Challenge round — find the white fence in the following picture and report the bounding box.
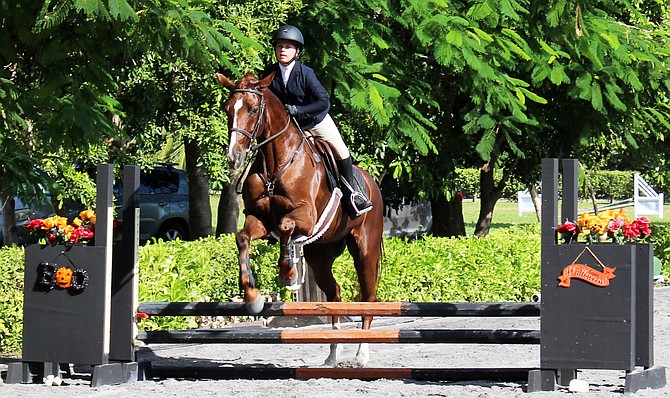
[518,190,540,216]
[518,173,664,218]
[634,173,664,219]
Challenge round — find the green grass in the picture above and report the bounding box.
[464,199,668,226]
[462,200,538,232]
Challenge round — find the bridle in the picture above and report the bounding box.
[229,87,303,197]
[228,88,266,149]
[229,88,296,153]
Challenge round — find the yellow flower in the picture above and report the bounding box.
[72,217,83,228]
[79,209,95,220]
[577,213,596,229]
[89,214,96,225]
[42,217,56,230]
[55,216,68,230]
[64,225,75,238]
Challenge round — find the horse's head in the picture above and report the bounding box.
[216,72,275,171]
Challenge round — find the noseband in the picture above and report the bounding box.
[230,88,293,154]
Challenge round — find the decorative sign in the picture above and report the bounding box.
[34,251,89,294]
[557,246,616,288]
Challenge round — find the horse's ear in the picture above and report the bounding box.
[259,72,275,89]
[215,73,235,90]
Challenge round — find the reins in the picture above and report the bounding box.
[230,87,306,197]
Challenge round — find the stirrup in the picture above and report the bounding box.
[349,191,373,217]
[339,177,373,217]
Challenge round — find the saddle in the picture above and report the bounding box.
[305,135,369,197]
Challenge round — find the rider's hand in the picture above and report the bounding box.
[285,104,299,117]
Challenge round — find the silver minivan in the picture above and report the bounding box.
[115,164,190,242]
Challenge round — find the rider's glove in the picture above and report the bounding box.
[285,104,299,117]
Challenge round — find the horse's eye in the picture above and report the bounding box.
[250,107,259,115]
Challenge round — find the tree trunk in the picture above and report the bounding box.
[529,184,541,222]
[579,163,599,215]
[1,194,18,246]
[184,137,212,239]
[474,162,504,237]
[216,180,240,235]
[431,192,465,237]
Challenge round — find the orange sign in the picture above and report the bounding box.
[558,263,616,287]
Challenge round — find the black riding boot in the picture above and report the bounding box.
[336,157,373,217]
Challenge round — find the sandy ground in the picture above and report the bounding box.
[2,288,670,397]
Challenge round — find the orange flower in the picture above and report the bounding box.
[42,217,56,230]
[54,216,68,230]
[79,209,95,220]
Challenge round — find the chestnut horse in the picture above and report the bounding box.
[216,72,384,366]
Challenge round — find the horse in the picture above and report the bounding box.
[216,72,384,366]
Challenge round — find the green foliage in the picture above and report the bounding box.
[333,224,542,303]
[454,167,526,200]
[137,235,284,330]
[650,224,670,275]
[455,168,481,199]
[582,170,635,201]
[0,0,249,239]
[0,246,24,355]
[296,0,670,238]
[455,167,652,202]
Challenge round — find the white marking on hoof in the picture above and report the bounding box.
[355,343,370,366]
[323,343,343,367]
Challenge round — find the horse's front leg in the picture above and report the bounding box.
[277,208,313,286]
[276,216,299,286]
[323,315,343,367]
[355,316,372,366]
[236,214,268,314]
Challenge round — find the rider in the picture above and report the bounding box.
[261,24,373,217]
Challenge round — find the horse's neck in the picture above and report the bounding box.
[260,118,303,175]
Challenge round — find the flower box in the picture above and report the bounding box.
[540,243,654,371]
[22,244,111,365]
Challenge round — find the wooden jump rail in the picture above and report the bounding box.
[137,301,540,317]
[136,301,541,384]
[147,365,537,382]
[137,328,541,345]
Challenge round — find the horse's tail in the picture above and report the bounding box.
[376,238,385,290]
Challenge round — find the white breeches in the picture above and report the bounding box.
[308,114,350,160]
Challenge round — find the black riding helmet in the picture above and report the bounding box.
[271,25,304,50]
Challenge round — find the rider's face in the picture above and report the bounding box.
[275,40,299,66]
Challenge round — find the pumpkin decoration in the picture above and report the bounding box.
[55,267,74,289]
[35,251,89,293]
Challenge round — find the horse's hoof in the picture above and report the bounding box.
[323,343,342,367]
[245,294,265,315]
[355,343,370,367]
[280,268,298,287]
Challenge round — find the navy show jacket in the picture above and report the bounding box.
[262,61,330,130]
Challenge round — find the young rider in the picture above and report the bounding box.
[261,25,373,217]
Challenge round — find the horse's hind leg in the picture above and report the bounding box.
[347,228,382,366]
[304,243,344,367]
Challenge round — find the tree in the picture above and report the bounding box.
[296,0,670,237]
[116,0,302,238]
[0,0,250,244]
